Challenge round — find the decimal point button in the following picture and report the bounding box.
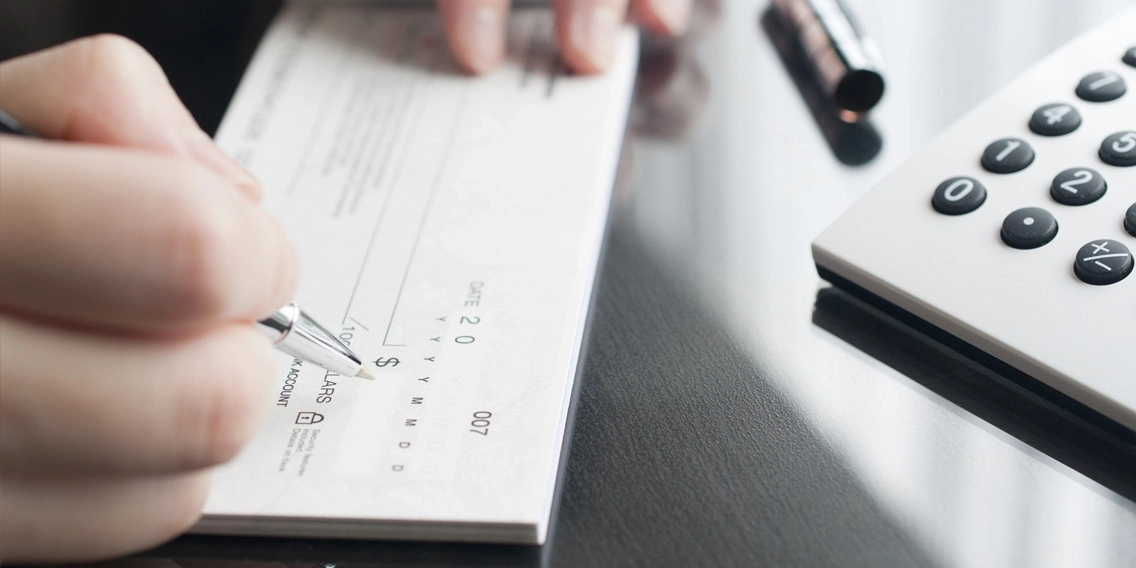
[1001,207,1057,249]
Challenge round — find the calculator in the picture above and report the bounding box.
[812,9,1136,431]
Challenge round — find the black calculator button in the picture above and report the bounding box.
[1126,203,1136,237]
[1029,103,1081,136]
[1100,131,1136,167]
[1074,240,1133,285]
[1124,47,1136,68]
[981,138,1034,173]
[1050,168,1106,205]
[932,176,986,215]
[1001,207,1057,249]
[1076,71,1126,102]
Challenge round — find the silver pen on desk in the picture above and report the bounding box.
[0,109,375,381]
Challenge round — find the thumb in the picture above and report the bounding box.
[0,34,260,199]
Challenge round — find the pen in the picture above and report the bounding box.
[0,108,375,381]
[773,0,885,114]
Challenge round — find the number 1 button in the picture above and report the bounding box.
[982,138,1034,173]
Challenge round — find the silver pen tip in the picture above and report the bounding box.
[356,365,376,380]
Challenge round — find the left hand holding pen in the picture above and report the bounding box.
[438,0,692,74]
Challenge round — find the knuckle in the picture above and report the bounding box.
[77,34,159,78]
[159,187,245,321]
[175,327,274,469]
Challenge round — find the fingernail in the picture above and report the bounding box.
[460,5,505,74]
[651,0,691,35]
[184,128,262,200]
[571,5,621,72]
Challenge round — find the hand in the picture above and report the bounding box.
[438,0,692,74]
[0,36,298,564]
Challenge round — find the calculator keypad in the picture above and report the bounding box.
[929,60,1134,285]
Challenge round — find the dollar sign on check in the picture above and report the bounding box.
[373,357,401,368]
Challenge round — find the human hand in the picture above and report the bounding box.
[0,36,298,564]
[437,0,692,74]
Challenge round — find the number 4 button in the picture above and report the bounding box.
[1029,103,1081,136]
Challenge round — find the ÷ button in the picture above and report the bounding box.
[1073,240,1133,285]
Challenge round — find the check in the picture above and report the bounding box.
[194,3,636,544]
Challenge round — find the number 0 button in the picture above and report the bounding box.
[1100,131,1136,167]
[1001,207,1057,249]
[1050,168,1106,205]
[982,138,1034,173]
[932,176,986,215]
[1074,240,1133,285]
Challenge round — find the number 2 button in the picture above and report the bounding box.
[982,138,1034,173]
[1050,168,1106,205]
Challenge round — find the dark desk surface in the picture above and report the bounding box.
[3,1,1135,566]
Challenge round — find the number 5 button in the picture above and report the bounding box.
[1100,131,1136,166]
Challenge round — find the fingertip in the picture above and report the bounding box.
[440,1,508,75]
[557,2,623,74]
[632,0,692,36]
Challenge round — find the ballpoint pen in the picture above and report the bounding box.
[0,109,375,381]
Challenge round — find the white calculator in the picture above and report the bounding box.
[813,9,1136,430]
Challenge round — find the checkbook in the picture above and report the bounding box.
[193,2,636,544]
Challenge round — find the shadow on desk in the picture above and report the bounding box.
[812,287,1136,503]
